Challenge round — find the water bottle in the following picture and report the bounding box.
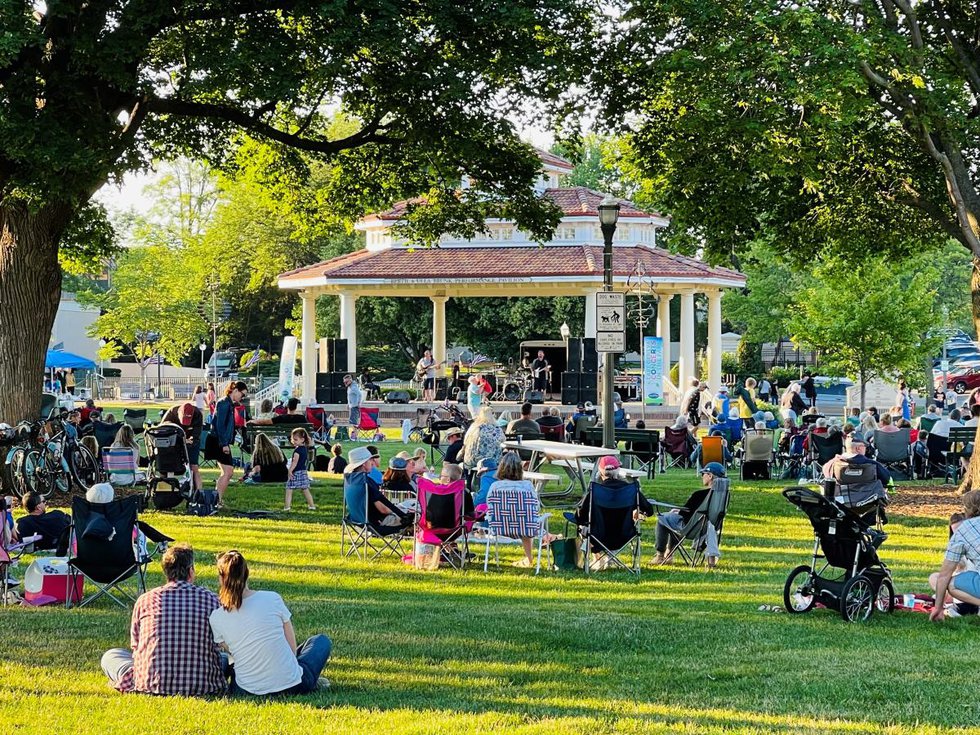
[903,594,915,608]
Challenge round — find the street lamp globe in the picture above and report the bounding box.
[598,195,621,227]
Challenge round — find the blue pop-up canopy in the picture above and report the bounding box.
[45,349,96,370]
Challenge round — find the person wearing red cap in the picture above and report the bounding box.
[162,401,204,492]
[566,456,655,564]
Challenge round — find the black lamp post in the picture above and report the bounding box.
[598,195,621,449]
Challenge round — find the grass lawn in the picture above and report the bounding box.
[0,440,976,734]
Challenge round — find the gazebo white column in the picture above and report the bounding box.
[657,293,672,380]
[431,296,448,367]
[679,291,696,388]
[300,291,317,404]
[584,292,597,340]
[707,289,724,391]
[339,291,357,372]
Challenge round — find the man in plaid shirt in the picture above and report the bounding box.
[101,543,226,694]
[931,491,980,622]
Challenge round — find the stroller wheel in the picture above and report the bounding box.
[841,575,875,622]
[875,577,895,614]
[783,565,816,614]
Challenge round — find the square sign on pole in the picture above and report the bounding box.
[595,291,625,353]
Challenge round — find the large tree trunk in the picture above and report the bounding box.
[958,257,980,492]
[0,203,71,424]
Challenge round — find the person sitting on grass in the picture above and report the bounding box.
[930,512,980,617]
[652,462,725,568]
[343,446,413,531]
[443,427,465,465]
[243,434,288,485]
[930,491,980,622]
[209,550,331,696]
[15,493,70,550]
[101,544,226,696]
[284,427,315,511]
[326,444,347,474]
[381,456,415,498]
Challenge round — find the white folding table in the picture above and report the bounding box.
[501,439,620,499]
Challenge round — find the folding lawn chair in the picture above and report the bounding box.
[91,420,123,450]
[872,429,913,481]
[471,484,552,574]
[352,407,381,440]
[101,447,144,487]
[67,495,172,609]
[925,432,950,479]
[538,423,565,443]
[415,477,470,570]
[661,426,692,471]
[695,435,726,474]
[625,431,659,480]
[306,406,333,445]
[39,393,58,421]
[341,472,412,560]
[572,479,644,576]
[740,430,774,480]
[573,416,597,445]
[123,409,147,436]
[658,478,730,567]
[808,433,843,479]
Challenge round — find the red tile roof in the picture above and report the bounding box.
[361,186,662,223]
[535,148,575,171]
[279,245,744,284]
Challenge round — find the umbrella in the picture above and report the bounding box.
[45,349,96,370]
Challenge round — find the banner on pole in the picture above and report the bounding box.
[279,336,298,400]
[643,336,664,406]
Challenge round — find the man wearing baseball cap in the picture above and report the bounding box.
[653,461,726,567]
[566,456,656,566]
[821,432,890,486]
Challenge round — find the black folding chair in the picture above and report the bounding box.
[570,480,644,576]
[123,409,148,436]
[67,495,171,609]
[91,420,124,450]
[808,433,843,479]
[658,478,731,567]
[872,429,913,481]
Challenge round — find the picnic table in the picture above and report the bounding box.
[501,439,619,499]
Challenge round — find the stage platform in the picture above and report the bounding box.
[311,399,680,426]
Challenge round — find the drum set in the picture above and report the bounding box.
[487,365,538,402]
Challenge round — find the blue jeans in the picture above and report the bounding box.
[231,634,332,696]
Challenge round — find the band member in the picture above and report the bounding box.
[530,350,551,396]
[416,349,437,402]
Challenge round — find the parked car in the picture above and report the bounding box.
[935,368,980,394]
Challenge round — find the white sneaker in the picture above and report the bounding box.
[317,677,331,690]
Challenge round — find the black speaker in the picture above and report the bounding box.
[579,372,598,404]
[434,378,449,401]
[315,372,333,404]
[329,339,349,373]
[385,390,411,404]
[523,389,545,404]
[582,338,598,372]
[567,338,582,374]
[561,373,579,405]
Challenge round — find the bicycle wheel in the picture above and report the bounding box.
[69,444,103,491]
[44,445,70,496]
[3,447,28,495]
[24,449,51,498]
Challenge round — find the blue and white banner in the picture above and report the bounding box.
[642,336,664,406]
[279,336,298,400]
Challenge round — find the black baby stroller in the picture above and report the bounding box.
[782,486,894,622]
[144,423,194,510]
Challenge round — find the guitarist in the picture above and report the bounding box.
[530,350,551,398]
[415,349,442,403]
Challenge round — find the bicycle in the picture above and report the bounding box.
[23,413,103,498]
[1,422,39,497]
[406,401,472,444]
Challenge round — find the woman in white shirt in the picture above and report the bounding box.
[209,550,331,696]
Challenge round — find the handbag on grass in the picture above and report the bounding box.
[551,538,580,570]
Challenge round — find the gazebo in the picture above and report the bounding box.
[278,151,746,404]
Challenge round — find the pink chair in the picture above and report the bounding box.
[415,478,469,569]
